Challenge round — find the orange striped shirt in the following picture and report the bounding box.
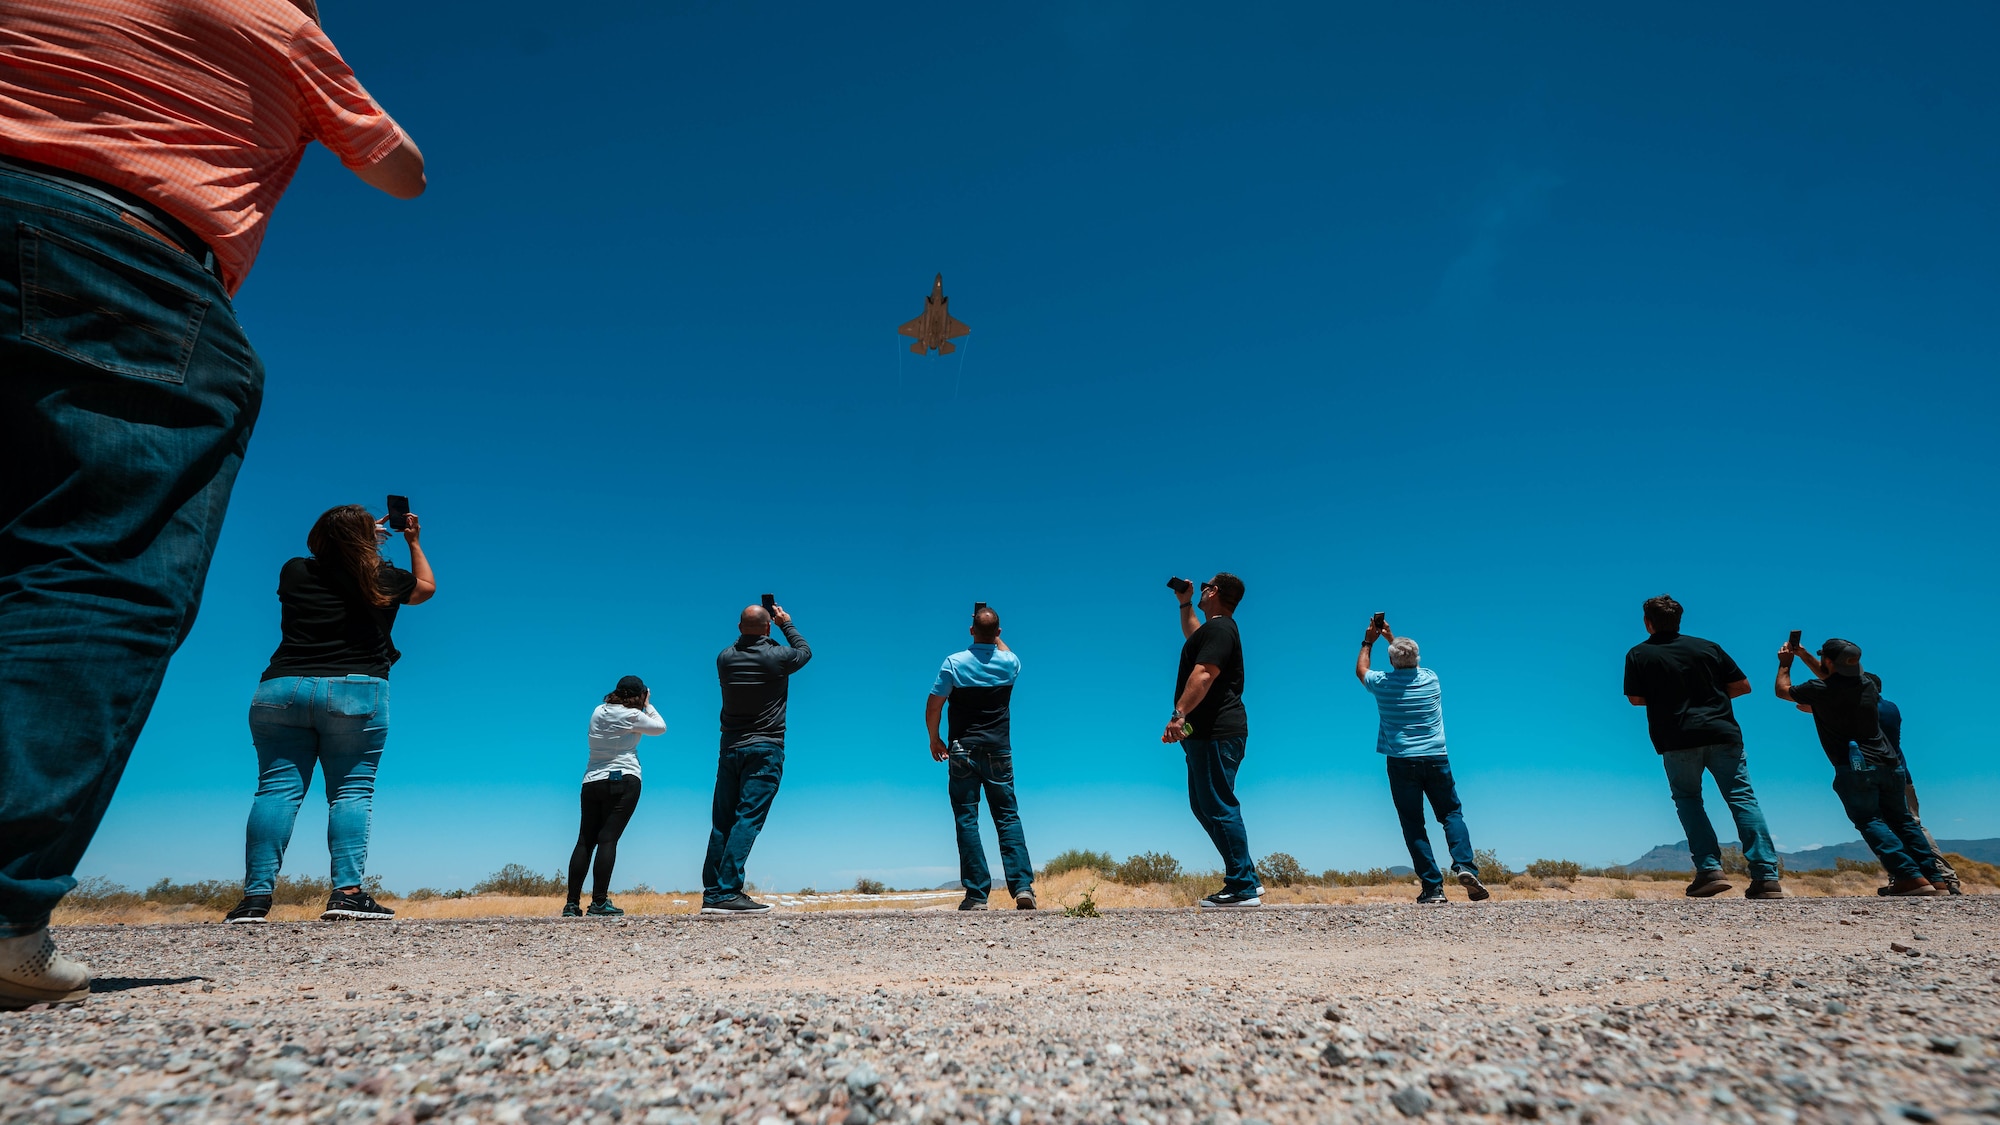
[0,0,406,294]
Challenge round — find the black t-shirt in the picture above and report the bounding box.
[1176,616,1247,740]
[1791,672,1899,769]
[261,557,419,681]
[1622,632,1747,753]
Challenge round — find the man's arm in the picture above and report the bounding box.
[925,695,948,761]
[1170,665,1219,726]
[1356,619,1387,683]
[1179,596,1199,639]
[1725,679,1752,699]
[1627,696,1646,706]
[353,137,426,199]
[1774,640,1819,702]
[771,607,811,668]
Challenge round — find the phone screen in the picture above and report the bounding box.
[386,495,410,532]
[761,594,776,612]
[974,601,987,613]
[1371,612,1386,627]
[1788,630,1803,649]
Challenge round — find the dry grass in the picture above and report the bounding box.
[51,865,1992,926]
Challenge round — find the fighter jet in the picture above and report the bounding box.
[898,273,971,355]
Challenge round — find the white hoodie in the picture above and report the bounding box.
[583,703,666,783]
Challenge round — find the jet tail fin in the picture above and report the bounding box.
[911,341,928,355]
[938,340,956,355]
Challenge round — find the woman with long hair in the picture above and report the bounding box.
[224,504,436,923]
[566,676,665,917]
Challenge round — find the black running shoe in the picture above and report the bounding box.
[699,894,772,914]
[225,895,272,924]
[1416,888,1448,905]
[1455,868,1492,902]
[1199,888,1263,909]
[562,902,583,918]
[586,899,624,917]
[956,896,988,911]
[320,890,395,921]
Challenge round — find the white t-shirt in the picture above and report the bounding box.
[583,703,665,783]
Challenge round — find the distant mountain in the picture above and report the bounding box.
[1625,838,2000,872]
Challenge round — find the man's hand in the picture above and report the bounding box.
[1364,622,1383,644]
[1777,643,1795,666]
[771,605,792,628]
[930,734,950,762]
[1162,714,1188,744]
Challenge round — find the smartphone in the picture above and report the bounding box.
[761,593,776,613]
[1167,576,1192,596]
[386,495,410,532]
[1371,612,1386,628]
[1788,629,1802,650]
[974,601,987,614]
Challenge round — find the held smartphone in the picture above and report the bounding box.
[974,601,987,613]
[1788,629,1803,651]
[1167,576,1193,596]
[761,593,776,613]
[1371,612,1386,628]
[386,495,410,532]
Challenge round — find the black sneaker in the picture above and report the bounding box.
[1013,890,1038,911]
[957,896,988,911]
[320,890,395,921]
[225,895,272,924]
[1454,869,1491,902]
[699,894,772,914]
[586,899,624,917]
[1416,888,1448,905]
[562,902,583,918]
[1199,888,1262,909]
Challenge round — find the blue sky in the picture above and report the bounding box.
[81,3,2000,895]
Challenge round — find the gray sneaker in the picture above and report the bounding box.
[1454,869,1491,902]
[0,929,91,1009]
[1013,890,1038,911]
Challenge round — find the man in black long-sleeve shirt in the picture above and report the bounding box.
[703,603,812,913]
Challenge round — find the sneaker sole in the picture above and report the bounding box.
[1198,899,1262,909]
[224,916,268,925]
[1685,882,1732,898]
[0,979,91,1007]
[1456,872,1491,902]
[698,906,773,914]
[319,910,396,921]
[1014,896,1037,910]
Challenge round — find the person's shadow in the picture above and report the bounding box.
[90,976,206,993]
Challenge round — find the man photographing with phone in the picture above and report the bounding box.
[705,598,812,914]
[1163,574,1260,908]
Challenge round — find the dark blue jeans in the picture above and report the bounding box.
[0,169,262,935]
[1385,755,1476,892]
[703,741,785,903]
[1832,758,1939,883]
[948,744,1033,902]
[1183,737,1258,894]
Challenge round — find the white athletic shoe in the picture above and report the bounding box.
[0,929,91,1008]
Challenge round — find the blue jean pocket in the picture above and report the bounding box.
[250,678,302,709]
[324,678,381,718]
[18,222,210,383]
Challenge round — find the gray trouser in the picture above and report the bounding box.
[1905,783,1959,885]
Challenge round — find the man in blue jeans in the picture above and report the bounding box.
[1776,637,1943,896]
[927,606,1036,910]
[1623,595,1785,899]
[0,0,424,1007]
[1162,573,1260,908]
[1356,618,1490,904]
[705,602,812,914]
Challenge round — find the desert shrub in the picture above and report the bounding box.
[1943,853,1999,886]
[1525,859,1582,882]
[1474,849,1510,885]
[1061,885,1101,918]
[1321,867,1403,887]
[797,887,818,897]
[67,876,142,910]
[1111,851,1182,885]
[1719,845,1751,875]
[471,864,565,897]
[1610,886,1637,900]
[853,877,888,895]
[1835,856,1882,875]
[618,883,657,896]
[1169,872,1224,906]
[1256,852,1308,888]
[1042,849,1116,878]
[141,878,240,911]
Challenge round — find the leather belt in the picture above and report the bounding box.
[0,154,220,280]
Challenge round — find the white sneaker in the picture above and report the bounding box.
[0,929,91,1008]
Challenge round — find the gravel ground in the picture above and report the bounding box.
[6,897,1998,1124]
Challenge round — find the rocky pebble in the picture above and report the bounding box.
[5,897,1998,1123]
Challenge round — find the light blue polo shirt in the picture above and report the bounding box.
[1362,666,1447,758]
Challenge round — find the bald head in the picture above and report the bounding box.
[739,605,771,635]
[972,607,1001,642]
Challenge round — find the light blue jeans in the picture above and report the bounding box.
[243,675,389,894]
[1660,743,1780,881]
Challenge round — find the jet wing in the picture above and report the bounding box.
[943,315,971,339]
[898,316,925,338]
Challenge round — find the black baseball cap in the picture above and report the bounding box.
[615,675,647,694]
[1819,638,1862,675]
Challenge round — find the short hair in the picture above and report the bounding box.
[972,607,1001,641]
[1209,572,1245,609]
[739,605,771,633]
[1642,594,1683,632]
[1387,637,1420,668]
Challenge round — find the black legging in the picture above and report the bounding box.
[567,775,642,903]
